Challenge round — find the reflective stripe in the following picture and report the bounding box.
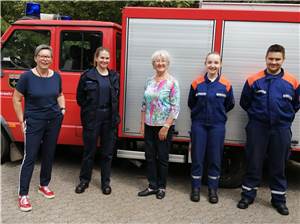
[271,190,286,195]
[195,92,206,96]
[191,175,201,179]
[256,89,266,94]
[216,93,226,98]
[242,185,257,191]
[283,94,293,101]
[208,175,220,180]
[18,120,27,195]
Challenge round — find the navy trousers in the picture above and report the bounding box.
[79,120,115,188]
[241,121,291,205]
[191,122,225,190]
[144,124,173,190]
[19,115,63,196]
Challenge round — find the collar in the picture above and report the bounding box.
[204,73,220,83]
[86,67,112,80]
[264,68,284,80]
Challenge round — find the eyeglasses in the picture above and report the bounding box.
[37,55,52,60]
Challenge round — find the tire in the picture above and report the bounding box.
[1,131,10,164]
[219,148,245,188]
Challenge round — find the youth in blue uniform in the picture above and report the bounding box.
[75,47,120,195]
[13,45,65,212]
[188,52,234,203]
[237,44,300,216]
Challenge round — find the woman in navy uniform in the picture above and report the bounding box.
[237,44,300,215]
[75,47,120,195]
[188,52,234,203]
[13,44,65,212]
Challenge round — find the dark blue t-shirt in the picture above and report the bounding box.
[16,70,62,120]
[95,70,111,108]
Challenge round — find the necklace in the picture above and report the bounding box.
[36,68,49,78]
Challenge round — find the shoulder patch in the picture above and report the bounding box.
[219,75,231,92]
[247,70,265,87]
[282,72,300,90]
[192,75,205,90]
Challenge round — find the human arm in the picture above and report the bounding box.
[57,93,66,115]
[225,85,235,112]
[293,84,300,113]
[12,90,25,132]
[76,74,86,107]
[239,80,253,111]
[188,85,196,110]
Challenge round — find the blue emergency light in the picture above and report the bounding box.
[25,2,40,18]
[61,16,72,20]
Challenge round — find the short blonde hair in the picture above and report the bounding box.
[34,44,53,57]
[151,50,171,67]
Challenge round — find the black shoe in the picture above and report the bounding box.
[237,198,253,209]
[272,203,289,216]
[75,182,89,194]
[190,188,200,202]
[102,186,112,195]
[208,189,218,204]
[156,189,166,199]
[138,188,158,197]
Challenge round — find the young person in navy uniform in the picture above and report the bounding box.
[13,44,65,212]
[75,47,120,195]
[237,44,300,215]
[188,52,234,203]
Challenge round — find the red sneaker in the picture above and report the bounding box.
[38,186,55,199]
[18,195,32,212]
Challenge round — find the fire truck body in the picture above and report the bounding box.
[1,19,121,148]
[1,6,300,178]
[119,7,300,149]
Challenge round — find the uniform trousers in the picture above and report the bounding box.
[79,119,115,189]
[241,120,291,205]
[19,115,63,195]
[144,124,174,190]
[191,122,225,190]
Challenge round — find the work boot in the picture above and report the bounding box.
[190,188,200,202]
[237,197,253,209]
[208,188,218,204]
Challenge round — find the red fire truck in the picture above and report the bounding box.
[1,3,299,187]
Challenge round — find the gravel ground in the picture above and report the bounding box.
[1,147,299,224]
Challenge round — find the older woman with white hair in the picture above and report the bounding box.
[138,50,180,199]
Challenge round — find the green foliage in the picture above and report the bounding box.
[1,1,197,26]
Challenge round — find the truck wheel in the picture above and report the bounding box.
[219,148,245,188]
[1,131,10,164]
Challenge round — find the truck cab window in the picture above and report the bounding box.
[1,30,50,70]
[60,31,102,71]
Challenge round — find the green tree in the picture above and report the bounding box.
[1,1,197,27]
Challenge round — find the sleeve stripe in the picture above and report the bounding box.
[282,72,300,90]
[247,70,265,87]
[219,75,231,92]
[191,75,205,90]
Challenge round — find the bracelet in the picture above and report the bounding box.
[163,124,170,128]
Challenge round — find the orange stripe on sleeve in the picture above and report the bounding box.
[191,75,205,90]
[282,72,300,90]
[247,70,265,87]
[219,75,231,92]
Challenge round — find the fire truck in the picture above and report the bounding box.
[1,3,299,187]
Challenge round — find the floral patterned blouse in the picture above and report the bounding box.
[141,75,180,126]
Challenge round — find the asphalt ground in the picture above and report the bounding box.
[1,146,299,224]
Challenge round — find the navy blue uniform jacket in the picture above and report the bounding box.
[76,68,120,129]
[240,69,300,128]
[188,73,235,125]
